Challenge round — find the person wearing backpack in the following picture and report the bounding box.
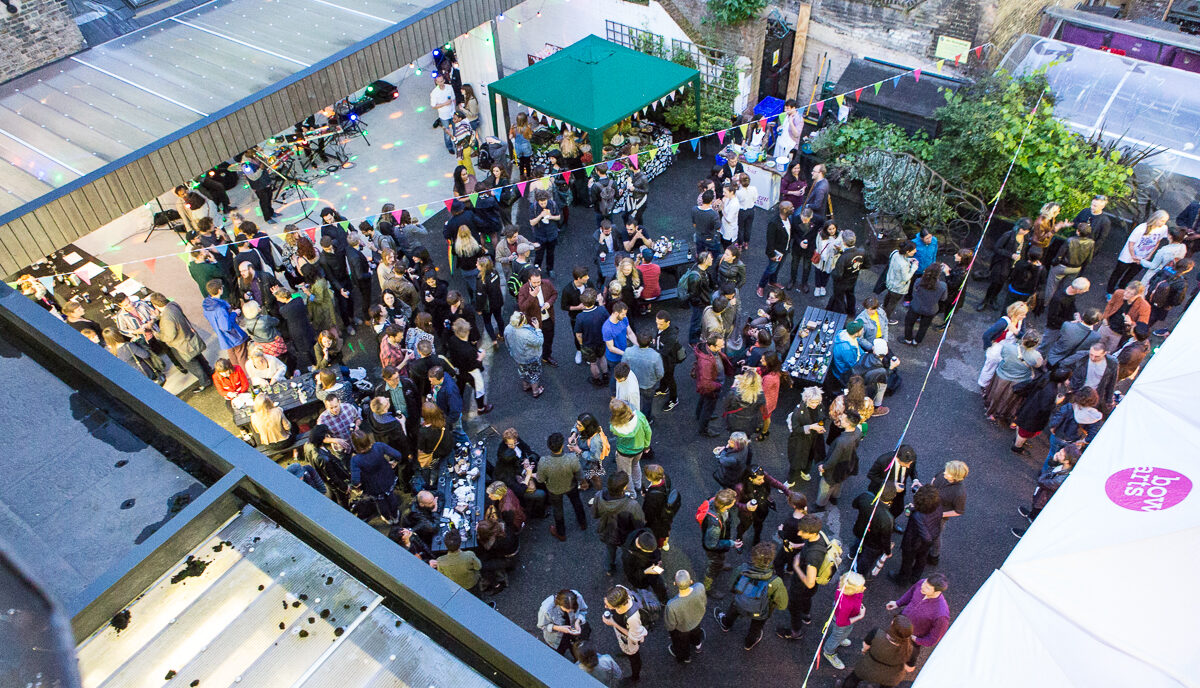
[681,251,716,345]
[589,164,619,228]
[714,542,788,650]
[697,488,741,598]
[1147,258,1193,335]
[642,464,679,550]
[601,585,649,682]
[777,514,836,641]
[592,471,646,576]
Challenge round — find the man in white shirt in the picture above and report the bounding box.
[430,74,456,155]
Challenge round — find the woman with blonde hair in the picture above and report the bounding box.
[822,571,868,669]
[244,344,287,388]
[1030,201,1070,249]
[614,257,642,308]
[827,375,875,443]
[929,460,969,566]
[251,395,294,456]
[510,112,534,179]
[978,301,1029,389]
[608,398,652,492]
[453,225,485,294]
[722,370,765,436]
[1108,209,1170,296]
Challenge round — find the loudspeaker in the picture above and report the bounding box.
[365,80,398,104]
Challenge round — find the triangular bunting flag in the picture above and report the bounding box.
[936,59,945,72]
[759,118,768,130]
[586,164,596,177]
[716,130,725,144]
[835,94,844,107]
[873,82,882,95]
[892,75,900,88]
[214,245,227,256]
[974,46,983,59]
[468,192,479,206]
[517,181,528,196]
[855,88,863,102]
[670,143,680,154]
[75,271,90,286]
[176,252,190,266]
[249,238,261,248]
[913,68,921,83]
[37,276,55,293]
[305,227,317,243]
[109,264,123,280]
[444,199,454,212]
[562,170,572,183]
[954,53,961,66]
[629,153,639,169]
[143,257,156,271]
[815,100,824,115]
[392,210,405,224]
[777,112,787,125]
[418,204,430,218]
[338,221,350,231]
[4,282,16,290]
[739,123,748,138]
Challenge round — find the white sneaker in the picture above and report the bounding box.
[840,639,851,647]
[575,350,583,365]
[823,652,845,670]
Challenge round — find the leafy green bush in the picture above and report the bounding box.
[704,0,766,26]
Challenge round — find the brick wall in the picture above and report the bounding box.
[0,0,87,84]
[984,0,1071,65]
[655,0,768,111]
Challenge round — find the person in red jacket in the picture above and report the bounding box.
[693,334,734,437]
[212,358,249,401]
[635,249,661,314]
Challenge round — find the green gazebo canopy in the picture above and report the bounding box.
[488,34,700,150]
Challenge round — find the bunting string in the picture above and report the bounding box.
[796,87,1046,687]
[22,42,992,282]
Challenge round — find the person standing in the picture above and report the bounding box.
[653,311,684,413]
[622,330,664,423]
[714,542,788,651]
[884,574,951,664]
[866,445,919,522]
[777,514,828,641]
[692,189,722,256]
[1045,224,1095,303]
[1013,444,1080,537]
[622,529,668,603]
[516,269,559,367]
[431,74,456,155]
[642,464,678,550]
[592,471,645,575]
[694,335,735,437]
[1107,209,1170,297]
[202,279,249,368]
[978,219,1030,311]
[349,430,402,523]
[928,460,968,566]
[842,615,919,688]
[608,399,652,493]
[537,589,589,657]
[680,251,716,345]
[815,411,863,510]
[852,484,897,578]
[698,488,739,597]
[602,301,635,393]
[903,264,947,346]
[890,485,943,587]
[786,207,817,292]
[785,387,827,486]
[757,201,792,297]
[821,572,868,669]
[665,569,707,663]
[1073,194,1112,246]
[601,586,648,683]
[827,230,866,316]
[537,432,588,542]
[804,164,830,226]
[560,267,591,365]
[149,292,211,390]
[881,242,920,316]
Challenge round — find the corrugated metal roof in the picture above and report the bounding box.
[76,506,495,688]
[0,0,442,217]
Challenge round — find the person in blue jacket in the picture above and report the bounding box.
[827,320,865,395]
[202,279,249,368]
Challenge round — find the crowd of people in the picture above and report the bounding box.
[19,75,1200,684]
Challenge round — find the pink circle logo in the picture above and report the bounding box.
[1105,467,1192,512]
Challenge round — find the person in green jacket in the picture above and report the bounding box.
[609,398,652,492]
[715,542,789,651]
[187,249,231,300]
[433,530,484,597]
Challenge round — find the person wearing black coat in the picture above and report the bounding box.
[786,207,818,290]
[652,314,684,410]
[1003,246,1047,313]
[1012,368,1071,454]
[979,220,1030,310]
[443,200,479,241]
[346,238,373,321]
[476,262,506,341]
[622,528,669,603]
[317,240,356,328]
[865,445,918,520]
[641,466,675,547]
[1066,345,1119,413]
[274,288,317,370]
[757,202,792,296]
[490,433,547,517]
[827,231,867,316]
[852,485,896,576]
[318,208,350,258]
[472,185,505,243]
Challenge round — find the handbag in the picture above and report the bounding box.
[417,427,445,468]
[257,334,288,357]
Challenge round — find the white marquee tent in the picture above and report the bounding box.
[915,299,1200,688]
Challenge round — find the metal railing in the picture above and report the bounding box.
[604,20,740,102]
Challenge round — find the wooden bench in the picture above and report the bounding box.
[649,288,679,303]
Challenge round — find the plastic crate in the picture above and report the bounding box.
[754,96,785,119]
